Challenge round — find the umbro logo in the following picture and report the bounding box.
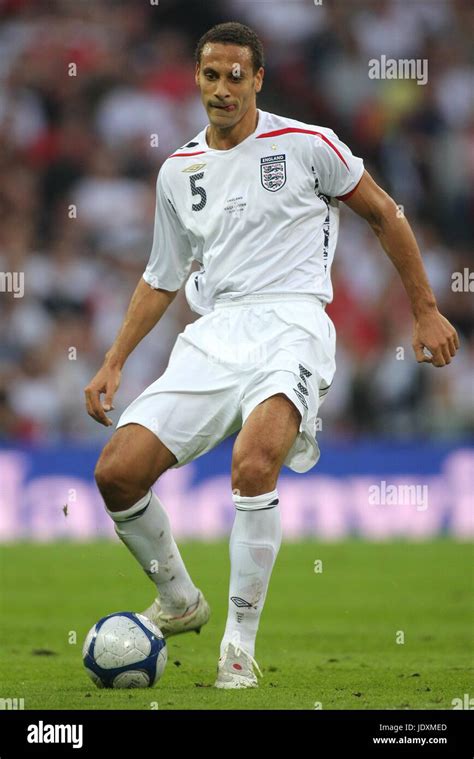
[293,388,308,409]
[231,596,253,608]
[182,163,207,173]
[293,363,312,409]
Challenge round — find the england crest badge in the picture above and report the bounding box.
[260,154,287,192]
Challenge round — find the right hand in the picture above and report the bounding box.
[84,363,122,426]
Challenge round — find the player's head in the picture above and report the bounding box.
[194,22,264,128]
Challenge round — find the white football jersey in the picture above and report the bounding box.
[143,108,364,313]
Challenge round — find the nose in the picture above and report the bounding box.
[213,77,231,100]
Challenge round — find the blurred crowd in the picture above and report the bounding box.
[0,0,472,443]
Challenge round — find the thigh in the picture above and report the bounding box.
[232,393,301,470]
[236,298,336,474]
[97,422,177,484]
[116,333,242,468]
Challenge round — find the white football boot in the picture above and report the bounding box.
[141,589,210,638]
[214,641,263,689]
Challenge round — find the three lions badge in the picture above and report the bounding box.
[260,154,287,192]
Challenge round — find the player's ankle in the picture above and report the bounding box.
[160,591,200,618]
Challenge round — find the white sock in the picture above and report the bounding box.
[107,490,199,616]
[220,489,282,659]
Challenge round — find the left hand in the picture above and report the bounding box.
[412,310,460,367]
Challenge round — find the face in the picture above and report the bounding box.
[195,43,263,128]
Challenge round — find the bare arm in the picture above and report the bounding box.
[344,170,460,367]
[85,278,177,426]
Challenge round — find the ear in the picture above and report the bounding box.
[194,62,200,87]
[255,67,264,93]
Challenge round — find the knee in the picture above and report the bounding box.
[232,448,280,495]
[94,451,148,508]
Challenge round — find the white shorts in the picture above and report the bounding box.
[117,293,336,473]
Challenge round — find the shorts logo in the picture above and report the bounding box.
[293,363,312,409]
[260,154,286,192]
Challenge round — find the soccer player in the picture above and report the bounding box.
[85,22,459,689]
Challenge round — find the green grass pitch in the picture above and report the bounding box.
[1,540,472,710]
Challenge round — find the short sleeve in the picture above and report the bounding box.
[310,129,364,200]
[143,168,193,291]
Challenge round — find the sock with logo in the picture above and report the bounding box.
[220,489,282,659]
[106,490,199,616]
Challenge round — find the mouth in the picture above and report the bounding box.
[210,104,236,112]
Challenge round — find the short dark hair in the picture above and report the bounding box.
[195,22,264,73]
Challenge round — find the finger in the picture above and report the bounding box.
[452,330,460,350]
[413,344,432,363]
[430,347,446,368]
[94,407,113,426]
[93,402,113,425]
[103,388,116,412]
[440,342,452,365]
[84,389,97,420]
[85,388,113,426]
[85,386,113,426]
[447,336,457,357]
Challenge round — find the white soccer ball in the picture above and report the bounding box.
[82,612,167,688]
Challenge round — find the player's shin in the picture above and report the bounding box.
[106,490,199,615]
[220,489,282,659]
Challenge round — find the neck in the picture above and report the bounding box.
[206,107,259,151]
